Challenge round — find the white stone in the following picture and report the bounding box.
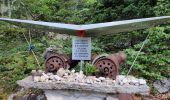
[86,79,93,84]
[93,81,98,84]
[132,79,139,83]
[75,73,79,76]
[130,79,139,85]
[85,77,94,84]
[42,73,49,79]
[31,70,36,73]
[124,82,130,85]
[116,75,125,80]
[127,78,132,83]
[126,75,135,83]
[49,75,55,80]
[116,75,125,83]
[45,79,49,83]
[119,81,124,86]
[88,76,96,79]
[126,75,135,79]
[65,70,71,75]
[54,75,62,81]
[38,70,43,73]
[34,76,41,82]
[68,77,76,82]
[139,79,146,85]
[71,69,75,73]
[40,76,46,82]
[57,68,66,77]
[63,75,69,78]
[106,77,111,80]
[122,78,128,84]
[112,80,116,84]
[75,75,83,82]
[49,80,53,83]
[47,73,53,76]
[123,80,130,85]
[64,73,68,76]
[98,77,105,81]
[81,79,85,83]
[105,80,114,85]
[134,83,140,86]
[95,78,101,82]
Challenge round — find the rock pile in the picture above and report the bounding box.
[116,75,146,86]
[33,68,147,86]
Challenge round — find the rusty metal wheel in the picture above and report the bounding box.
[93,57,118,79]
[92,53,126,79]
[45,55,68,73]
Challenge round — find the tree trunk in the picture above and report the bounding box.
[7,0,11,18]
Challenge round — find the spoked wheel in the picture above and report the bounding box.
[45,55,68,73]
[93,58,118,79]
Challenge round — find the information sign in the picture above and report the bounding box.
[72,37,91,60]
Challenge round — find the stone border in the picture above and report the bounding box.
[17,76,149,95]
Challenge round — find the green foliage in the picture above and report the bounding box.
[44,36,72,54]
[84,63,98,75]
[154,0,170,16]
[121,27,170,80]
[91,38,104,53]
[0,28,45,96]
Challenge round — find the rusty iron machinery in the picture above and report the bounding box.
[43,48,79,73]
[45,53,70,73]
[43,47,126,77]
[92,52,126,79]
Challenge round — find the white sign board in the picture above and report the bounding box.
[72,36,91,60]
